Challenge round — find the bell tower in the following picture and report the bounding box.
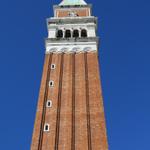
[30,0,108,150]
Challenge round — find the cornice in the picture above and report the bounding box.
[47,16,97,25]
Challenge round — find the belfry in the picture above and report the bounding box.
[30,0,108,149]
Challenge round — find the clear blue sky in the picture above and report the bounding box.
[0,0,150,149]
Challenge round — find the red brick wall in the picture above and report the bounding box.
[31,52,108,150]
[87,53,108,150]
[58,54,73,150]
[41,54,62,150]
[75,53,88,150]
[56,8,90,17]
[31,54,51,150]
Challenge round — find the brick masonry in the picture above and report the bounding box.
[30,52,108,150]
[56,8,90,17]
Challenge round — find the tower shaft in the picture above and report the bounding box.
[31,1,108,149]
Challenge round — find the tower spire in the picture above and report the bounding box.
[59,0,87,6]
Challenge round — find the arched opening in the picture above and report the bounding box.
[49,80,54,87]
[65,30,71,38]
[81,29,87,37]
[57,30,63,38]
[73,29,79,38]
[46,100,52,108]
[44,124,49,132]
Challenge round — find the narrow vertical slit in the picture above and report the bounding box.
[71,53,75,150]
[38,53,53,150]
[55,53,64,150]
[84,52,92,150]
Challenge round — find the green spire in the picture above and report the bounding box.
[59,0,87,6]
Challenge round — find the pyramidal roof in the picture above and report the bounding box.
[59,0,87,6]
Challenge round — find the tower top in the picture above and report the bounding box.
[59,0,87,6]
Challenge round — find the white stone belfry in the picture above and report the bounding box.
[45,0,98,54]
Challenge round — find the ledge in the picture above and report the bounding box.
[45,37,99,43]
[53,4,92,9]
[47,17,97,25]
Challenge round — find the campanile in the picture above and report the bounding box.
[30,0,108,149]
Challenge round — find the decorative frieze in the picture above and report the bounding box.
[45,42,98,53]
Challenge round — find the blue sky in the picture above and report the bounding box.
[0,0,150,149]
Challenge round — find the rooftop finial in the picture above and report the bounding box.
[59,0,87,6]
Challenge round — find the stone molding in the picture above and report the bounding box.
[45,46,97,54]
[45,37,99,54]
[47,16,97,25]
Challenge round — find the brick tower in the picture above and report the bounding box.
[30,0,108,150]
